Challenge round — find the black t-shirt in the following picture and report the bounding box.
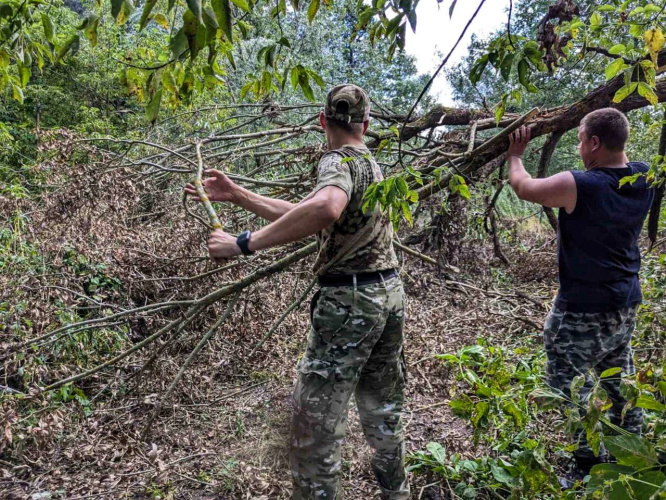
[556,162,654,312]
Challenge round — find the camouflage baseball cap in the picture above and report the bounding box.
[325,84,371,124]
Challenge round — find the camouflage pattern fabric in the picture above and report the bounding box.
[291,276,409,499]
[325,84,371,123]
[312,146,399,275]
[543,305,643,460]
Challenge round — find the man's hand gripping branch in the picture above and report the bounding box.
[507,126,577,214]
[184,169,347,261]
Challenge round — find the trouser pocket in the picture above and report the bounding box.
[309,289,321,324]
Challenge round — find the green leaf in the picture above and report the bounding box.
[212,0,233,42]
[396,176,409,195]
[56,35,80,62]
[161,70,178,94]
[84,15,100,47]
[613,82,638,103]
[631,471,666,499]
[635,393,666,411]
[629,23,643,38]
[113,0,134,24]
[426,442,446,464]
[490,463,518,486]
[401,201,413,226]
[469,54,488,85]
[203,7,219,41]
[600,367,623,378]
[619,173,641,187]
[240,80,253,99]
[470,401,489,426]
[19,65,30,87]
[637,82,658,106]
[518,58,529,88]
[658,381,666,398]
[307,0,320,23]
[406,9,416,32]
[11,84,23,104]
[41,13,55,43]
[604,434,658,469]
[187,0,203,22]
[111,0,123,20]
[230,0,250,12]
[146,88,163,123]
[502,401,526,427]
[586,463,634,499]
[183,9,201,60]
[605,58,626,81]
[261,70,272,93]
[290,66,300,90]
[590,11,602,29]
[495,99,506,125]
[308,69,325,89]
[154,13,169,28]
[139,0,158,30]
[449,0,457,18]
[169,28,189,60]
[500,53,515,81]
[265,44,277,67]
[298,70,315,101]
[609,44,626,55]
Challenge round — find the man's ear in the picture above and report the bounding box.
[319,111,327,129]
[591,135,601,152]
[362,120,369,135]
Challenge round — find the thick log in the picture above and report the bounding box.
[417,73,666,201]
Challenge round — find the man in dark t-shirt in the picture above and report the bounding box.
[505,108,654,484]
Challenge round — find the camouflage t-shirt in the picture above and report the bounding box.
[312,145,399,275]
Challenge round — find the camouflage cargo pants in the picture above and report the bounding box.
[543,305,643,460]
[291,275,410,499]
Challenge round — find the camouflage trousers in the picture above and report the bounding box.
[543,305,643,461]
[291,275,410,500]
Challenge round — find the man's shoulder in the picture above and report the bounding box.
[627,161,650,173]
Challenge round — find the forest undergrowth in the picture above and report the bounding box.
[2,131,662,499]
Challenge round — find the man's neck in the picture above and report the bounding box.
[586,151,629,170]
[327,134,365,151]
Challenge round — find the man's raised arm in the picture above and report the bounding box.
[184,169,299,222]
[507,126,577,214]
[205,185,348,259]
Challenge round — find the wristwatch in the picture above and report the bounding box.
[236,230,254,256]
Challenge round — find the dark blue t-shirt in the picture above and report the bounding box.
[556,162,654,313]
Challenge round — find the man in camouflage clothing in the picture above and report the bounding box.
[185,84,409,499]
[504,109,654,485]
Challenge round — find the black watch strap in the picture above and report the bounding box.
[236,230,254,256]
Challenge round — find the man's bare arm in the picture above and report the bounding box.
[233,186,296,222]
[507,126,577,213]
[185,169,315,222]
[248,186,347,252]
